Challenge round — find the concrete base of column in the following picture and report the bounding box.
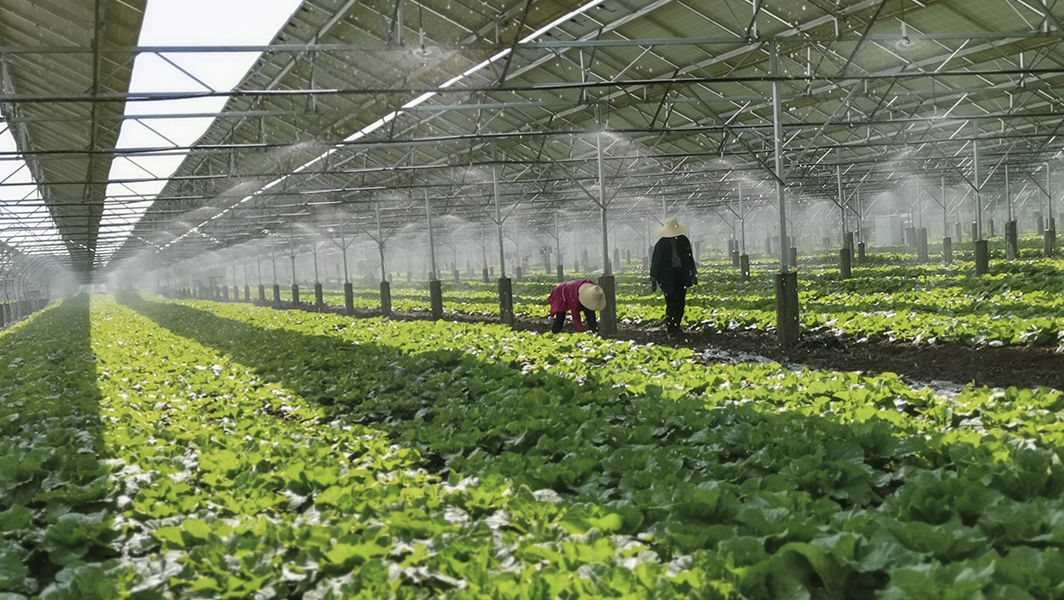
[429,279,443,320]
[857,242,867,264]
[844,232,854,252]
[291,285,300,305]
[789,246,798,268]
[1046,230,1057,258]
[943,237,953,265]
[731,250,740,267]
[222,286,229,301]
[974,240,989,275]
[272,284,281,304]
[380,281,392,318]
[515,266,523,282]
[498,277,514,326]
[343,283,354,315]
[556,264,564,282]
[970,222,979,244]
[314,283,324,309]
[598,274,617,336]
[917,228,929,263]
[453,270,460,283]
[482,268,490,283]
[775,271,800,349]
[1006,220,1018,260]
[244,285,251,302]
[740,254,750,280]
[258,284,266,303]
[840,248,852,279]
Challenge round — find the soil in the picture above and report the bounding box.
[259,299,1064,391]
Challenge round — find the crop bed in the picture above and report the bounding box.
[282,258,1064,351]
[3,294,1064,598]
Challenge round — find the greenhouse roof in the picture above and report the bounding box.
[2,0,1064,281]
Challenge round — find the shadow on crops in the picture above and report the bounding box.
[0,294,115,591]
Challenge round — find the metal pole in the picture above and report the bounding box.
[1006,163,1012,222]
[836,163,845,244]
[1048,162,1055,229]
[738,180,747,253]
[425,190,437,280]
[942,176,948,236]
[492,144,506,279]
[555,212,562,264]
[916,178,922,229]
[339,217,349,284]
[597,117,612,276]
[772,44,789,272]
[376,204,386,281]
[973,119,983,240]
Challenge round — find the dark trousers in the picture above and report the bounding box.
[551,309,597,333]
[665,267,687,331]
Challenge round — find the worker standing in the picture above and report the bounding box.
[650,217,698,335]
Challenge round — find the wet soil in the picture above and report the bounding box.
[257,299,1064,391]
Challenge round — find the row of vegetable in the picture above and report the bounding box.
[262,258,1064,349]
[4,293,1064,598]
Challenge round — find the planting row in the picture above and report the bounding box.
[6,294,1064,598]
[258,259,1064,349]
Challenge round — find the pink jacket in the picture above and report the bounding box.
[548,279,595,332]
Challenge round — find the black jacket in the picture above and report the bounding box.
[650,235,697,294]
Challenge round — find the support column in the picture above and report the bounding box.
[1006,220,1019,260]
[292,285,300,305]
[857,242,866,264]
[344,283,354,315]
[492,144,514,327]
[1046,230,1057,258]
[429,280,443,320]
[380,281,392,318]
[244,285,251,302]
[258,284,266,302]
[314,283,324,309]
[272,284,281,304]
[943,237,953,265]
[740,253,750,280]
[840,248,852,279]
[498,276,514,326]
[597,274,617,336]
[917,229,929,263]
[974,240,990,275]
[595,111,617,336]
[771,43,798,348]
[557,264,564,282]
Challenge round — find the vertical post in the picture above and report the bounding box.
[973,120,989,275]
[771,42,799,348]
[492,144,513,325]
[339,216,353,315]
[1048,162,1058,257]
[836,161,847,248]
[596,107,617,335]
[425,190,443,319]
[425,190,438,281]
[555,212,564,282]
[376,204,391,317]
[738,179,747,253]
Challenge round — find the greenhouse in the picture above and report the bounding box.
[2,0,1064,597]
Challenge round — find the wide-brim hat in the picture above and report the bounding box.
[655,217,686,238]
[578,283,606,311]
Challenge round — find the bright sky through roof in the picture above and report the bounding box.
[97,0,303,266]
[161,0,610,251]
